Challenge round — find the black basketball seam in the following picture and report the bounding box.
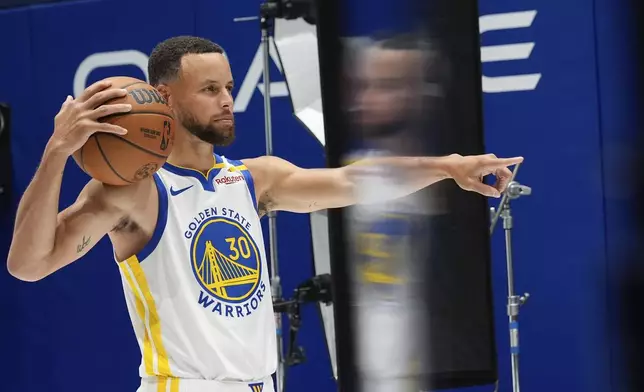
[99,132,169,159]
[79,140,87,173]
[102,82,152,106]
[94,136,134,184]
[100,110,175,122]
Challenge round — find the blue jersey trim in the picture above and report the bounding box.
[161,154,224,192]
[137,173,169,262]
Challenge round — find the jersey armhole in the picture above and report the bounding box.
[136,173,169,262]
[226,158,259,213]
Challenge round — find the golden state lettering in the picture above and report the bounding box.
[187,209,264,318]
[184,207,252,239]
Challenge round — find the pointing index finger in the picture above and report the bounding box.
[486,156,524,168]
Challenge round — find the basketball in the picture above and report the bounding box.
[72,76,175,186]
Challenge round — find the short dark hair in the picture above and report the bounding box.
[148,36,224,86]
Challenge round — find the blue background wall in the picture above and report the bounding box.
[0,0,637,391]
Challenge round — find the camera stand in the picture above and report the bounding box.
[489,163,532,392]
[272,274,334,388]
[235,3,320,391]
[255,13,287,392]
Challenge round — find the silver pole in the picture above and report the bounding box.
[489,163,522,234]
[489,164,532,392]
[260,17,285,392]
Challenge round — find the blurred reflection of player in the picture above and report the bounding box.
[344,33,443,392]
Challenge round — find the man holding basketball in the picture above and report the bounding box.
[7,36,522,392]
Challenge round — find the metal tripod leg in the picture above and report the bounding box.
[260,17,285,392]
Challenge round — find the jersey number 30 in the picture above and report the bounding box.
[225,237,252,260]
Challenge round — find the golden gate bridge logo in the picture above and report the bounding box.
[190,217,261,302]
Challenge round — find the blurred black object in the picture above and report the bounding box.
[0,104,11,212]
[619,146,644,392]
[420,3,499,386]
[260,0,317,24]
[316,0,355,386]
[618,0,644,390]
[0,0,66,10]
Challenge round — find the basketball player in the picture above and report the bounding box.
[7,36,522,392]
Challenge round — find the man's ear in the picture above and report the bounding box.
[155,84,173,108]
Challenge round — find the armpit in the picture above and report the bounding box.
[111,216,139,233]
[258,191,276,217]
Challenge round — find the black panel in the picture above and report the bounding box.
[316,0,355,390]
[617,1,644,391]
[317,0,497,390]
[421,1,497,389]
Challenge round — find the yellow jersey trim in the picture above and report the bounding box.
[228,164,248,172]
[155,377,180,392]
[119,255,174,377]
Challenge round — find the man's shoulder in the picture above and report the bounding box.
[238,155,269,164]
[239,156,301,183]
[239,155,277,174]
[239,155,293,167]
[237,156,269,187]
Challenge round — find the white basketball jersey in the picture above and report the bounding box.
[115,154,277,385]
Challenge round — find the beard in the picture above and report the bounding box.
[178,109,236,146]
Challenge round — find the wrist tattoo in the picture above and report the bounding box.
[76,235,91,254]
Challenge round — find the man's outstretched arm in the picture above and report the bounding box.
[243,154,523,215]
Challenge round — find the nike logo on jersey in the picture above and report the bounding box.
[170,185,194,196]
